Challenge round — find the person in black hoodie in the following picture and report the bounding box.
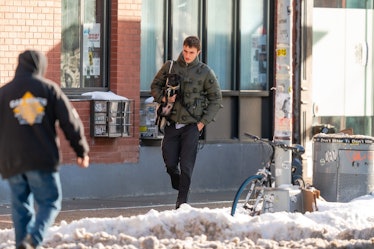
[0,50,90,249]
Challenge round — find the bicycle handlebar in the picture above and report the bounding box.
[244,132,304,153]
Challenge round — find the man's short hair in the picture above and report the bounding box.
[183,36,201,51]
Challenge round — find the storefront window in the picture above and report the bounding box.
[314,0,373,8]
[239,0,269,91]
[171,0,199,57]
[206,0,233,90]
[61,0,108,89]
[140,0,165,91]
[140,0,270,91]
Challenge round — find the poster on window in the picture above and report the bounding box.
[83,23,101,77]
[250,34,267,90]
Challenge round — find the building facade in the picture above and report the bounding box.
[1,0,142,165]
[0,0,312,201]
[1,0,371,201]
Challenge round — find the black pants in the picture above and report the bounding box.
[162,123,200,204]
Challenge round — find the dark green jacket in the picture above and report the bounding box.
[151,53,222,125]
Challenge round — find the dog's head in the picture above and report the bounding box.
[166,73,182,87]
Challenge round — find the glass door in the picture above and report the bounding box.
[312,1,374,135]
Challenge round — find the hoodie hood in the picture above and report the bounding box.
[16,50,47,76]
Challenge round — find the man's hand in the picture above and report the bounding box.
[197,122,205,132]
[162,94,177,103]
[77,155,89,168]
[168,94,177,103]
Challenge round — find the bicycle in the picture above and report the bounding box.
[230,133,305,216]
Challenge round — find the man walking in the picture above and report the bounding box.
[151,36,222,208]
[0,50,90,248]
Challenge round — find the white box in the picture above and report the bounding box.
[262,187,302,213]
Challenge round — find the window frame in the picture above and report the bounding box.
[140,0,272,94]
[61,0,110,97]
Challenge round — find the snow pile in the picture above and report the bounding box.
[1,195,374,248]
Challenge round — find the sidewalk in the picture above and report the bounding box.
[0,190,235,230]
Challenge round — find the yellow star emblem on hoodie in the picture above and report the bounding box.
[13,91,46,125]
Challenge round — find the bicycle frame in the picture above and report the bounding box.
[246,132,305,186]
[230,133,305,216]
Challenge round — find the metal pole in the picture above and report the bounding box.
[274,0,293,187]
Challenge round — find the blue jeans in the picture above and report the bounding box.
[8,170,62,247]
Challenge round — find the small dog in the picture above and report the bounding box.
[156,73,182,133]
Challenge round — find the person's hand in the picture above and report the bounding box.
[168,94,177,103]
[77,155,89,168]
[197,122,205,132]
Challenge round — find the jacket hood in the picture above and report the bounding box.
[16,50,47,76]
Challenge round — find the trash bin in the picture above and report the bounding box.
[313,133,374,202]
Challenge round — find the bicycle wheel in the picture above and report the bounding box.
[231,175,265,216]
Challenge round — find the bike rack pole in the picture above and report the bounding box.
[273,0,293,187]
[274,146,292,186]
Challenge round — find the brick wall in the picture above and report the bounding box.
[107,0,142,163]
[0,1,61,84]
[59,100,139,164]
[0,0,141,164]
